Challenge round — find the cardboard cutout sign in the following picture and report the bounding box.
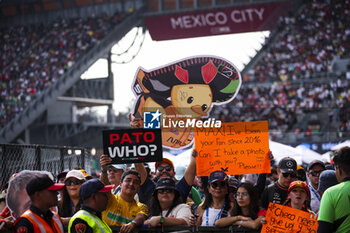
[195,121,270,176]
[261,203,318,233]
[6,170,54,219]
[103,128,162,164]
[131,56,242,150]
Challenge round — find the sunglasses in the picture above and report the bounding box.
[107,167,122,173]
[157,166,172,172]
[310,170,323,177]
[158,189,174,194]
[282,173,297,178]
[234,192,249,199]
[211,181,227,188]
[65,179,83,186]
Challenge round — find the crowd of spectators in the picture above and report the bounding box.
[1,0,350,140]
[246,0,350,83]
[212,0,350,139]
[213,78,350,139]
[0,11,127,129]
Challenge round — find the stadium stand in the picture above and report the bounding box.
[213,0,350,144]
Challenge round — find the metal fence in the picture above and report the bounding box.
[0,144,92,190]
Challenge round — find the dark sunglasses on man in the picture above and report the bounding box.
[282,172,297,178]
[310,170,323,177]
[157,166,172,172]
[158,189,174,194]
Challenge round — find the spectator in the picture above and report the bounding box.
[215,182,266,230]
[306,160,325,214]
[284,181,312,213]
[260,157,297,209]
[104,164,126,195]
[130,115,198,208]
[13,174,65,233]
[196,171,231,226]
[101,170,148,232]
[58,170,86,226]
[318,146,350,233]
[317,170,338,197]
[68,178,114,233]
[145,178,192,227]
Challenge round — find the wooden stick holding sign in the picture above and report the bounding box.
[195,121,270,176]
[261,203,318,233]
[103,128,162,164]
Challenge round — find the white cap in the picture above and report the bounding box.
[65,170,86,181]
[111,164,127,171]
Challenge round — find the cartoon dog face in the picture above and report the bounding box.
[171,84,212,118]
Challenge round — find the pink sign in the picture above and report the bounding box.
[145,2,290,40]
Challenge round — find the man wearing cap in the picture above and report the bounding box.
[102,170,148,233]
[68,178,113,233]
[260,157,298,210]
[100,163,126,195]
[13,174,65,233]
[307,160,325,214]
[318,147,350,233]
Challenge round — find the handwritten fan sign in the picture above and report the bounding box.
[103,128,162,164]
[261,203,318,233]
[195,121,270,176]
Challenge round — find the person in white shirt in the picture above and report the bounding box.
[307,160,325,214]
[145,177,192,227]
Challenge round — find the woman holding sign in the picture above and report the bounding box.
[215,182,266,230]
[196,171,232,226]
[284,180,313,213]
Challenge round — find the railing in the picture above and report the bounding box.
[0,144,92,190]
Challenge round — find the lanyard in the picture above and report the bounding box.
[205,203,226,226]
[309,184,321,202]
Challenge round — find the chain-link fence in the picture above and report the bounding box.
[0,144,92,190]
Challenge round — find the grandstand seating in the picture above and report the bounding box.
[0,0,349,147]
[212,0,350,144]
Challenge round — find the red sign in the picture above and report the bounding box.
[145,2,290,41]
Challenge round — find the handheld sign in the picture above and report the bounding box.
[195,121,270,176]
[131,56,242,150]
[261,203,318,233]
[103,128,162,164]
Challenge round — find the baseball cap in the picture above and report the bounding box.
[56,171,68,181]
[79,178,114,201]
[65,170,86,181]
[111,164,127,171]
[155,158,174,170]
[318,170,338,193]
[26,174,65,196]
[307,160,325,171]
[155,177,177,191]
[288,181,310,197]
[278,157,297,173]
[228,177,240,189]
[208,170,229,184]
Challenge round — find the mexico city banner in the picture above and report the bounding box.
[103,128,162,164]
[145,2,291,40]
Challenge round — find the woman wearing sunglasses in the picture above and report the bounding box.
[215,182,266,230]
[195,171,232,226]
[58,170,85,226]
[283,180,313,213]
[145,177,192,227]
